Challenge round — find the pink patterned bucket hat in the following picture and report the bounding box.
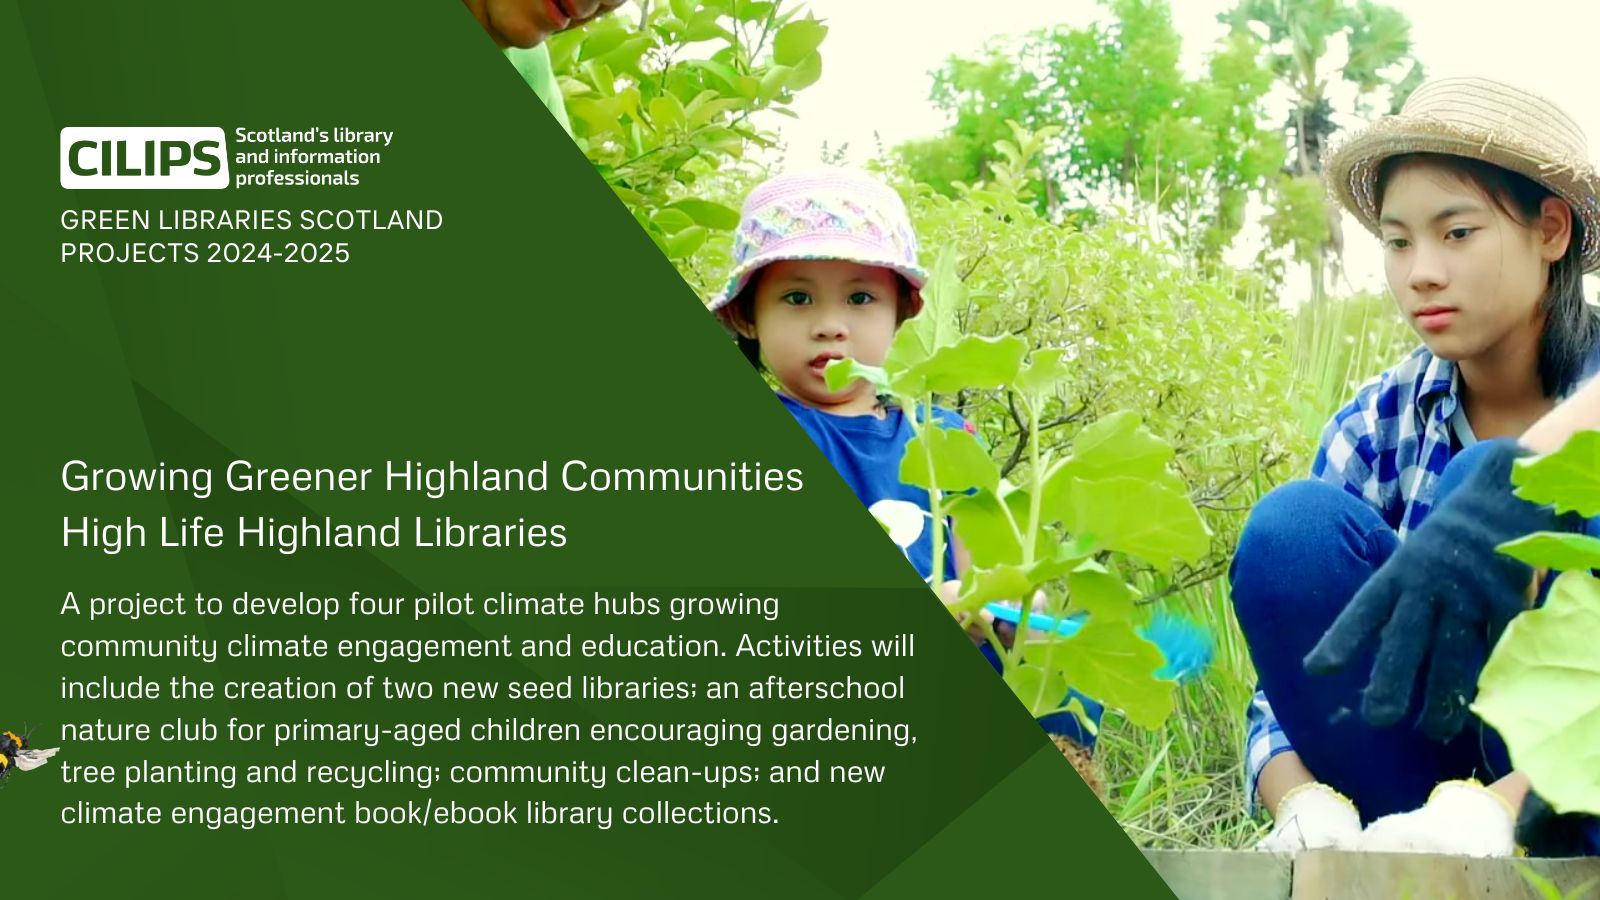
[710,168,927,317]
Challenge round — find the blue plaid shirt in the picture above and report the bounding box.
[1244,342,1600,812]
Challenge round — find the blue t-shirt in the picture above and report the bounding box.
[777,393,969,583]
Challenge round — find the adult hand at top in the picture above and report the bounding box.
[462,0,629,48]
[1303,440,1568,741]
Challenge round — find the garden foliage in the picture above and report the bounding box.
[548,0,825,269]
[824,245,1212,730]
[1476,431,1600,816]
[554,0,1443,845]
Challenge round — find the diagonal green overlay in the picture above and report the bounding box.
[0,2,1175,896]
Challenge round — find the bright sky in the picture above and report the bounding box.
[771,0,1600,301]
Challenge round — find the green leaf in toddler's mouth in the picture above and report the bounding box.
[822,358,887,394]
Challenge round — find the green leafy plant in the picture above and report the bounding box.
[897,0,1281,263]
[571,13,1360,841]
[1474,430,1600,815]
[825,244,1211,731]
[549,0,826,266]
[890,123,1305,603]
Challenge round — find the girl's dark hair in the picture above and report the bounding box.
[1375,152,1600,396]
[726,268,918,371]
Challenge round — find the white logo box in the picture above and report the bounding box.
[60,127,230,189]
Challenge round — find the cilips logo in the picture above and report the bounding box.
[60,127,229,189]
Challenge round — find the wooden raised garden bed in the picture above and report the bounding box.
[1144,849,1600,899]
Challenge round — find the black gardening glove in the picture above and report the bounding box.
[1303,441,1570,741]
[1516,790,1594,857]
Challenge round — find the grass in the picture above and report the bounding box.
[1099,574,1266,849]
[1290,291,1417,441]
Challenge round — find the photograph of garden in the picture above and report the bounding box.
[519,0,1600,892]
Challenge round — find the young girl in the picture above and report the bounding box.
[708,168,1106,775]
[711,168,958,580]
[1231,77,1600,856]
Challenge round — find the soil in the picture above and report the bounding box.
[1051,733,1104,799]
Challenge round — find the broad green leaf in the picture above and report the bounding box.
[789,49,823,92]
[890,333,1026,396]
[649,208,696,234]
[683,10,734,42]
[689,127,745,156]
[666,198,741,230]
[581,60,617,97]
[733,0,776,22]
[947,491,1024,568]
[1015,348,1073,397]
[610,184,647,205]
[1067,476,1210,570]
[683,58,739,92]
[1498,532,1600,572]
[669,0,699,19]
[659,197,739,230]
[601,35,654,77]
[1022,638,1094,730]
[822,358,887,394]
[566,97,627,136]
[757,64,793,103]
[1512,430,1600,517]
[1039,414,1186,526]
[1067,560,1139,623]
[1004,664,1069,718]
[773,18,828,66]
[1028,539,1094,583]
[1056,620,1175,729]
[1023,636,1068,672]
[656,140,696,171]
[1067,410,1177,478]
[685,95,743,128]
[900,425,1000,493]
[1473,571,1600,815]
[955,564,1033,610]
[883,246,962,376]
[545,29,584,71]
[663,225,706,258]
[1058,696,1100,736]
[578,24,633,60]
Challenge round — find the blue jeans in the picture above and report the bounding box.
[1232,439,1599,852]
[979,642,1105,750]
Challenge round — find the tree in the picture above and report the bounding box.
[896,0,1280,266]
[548,0,828,269]
[1223,0,1424,298]
[893,45,1045,202]
[890,123,1307,585]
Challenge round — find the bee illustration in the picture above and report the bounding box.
[0,729,59,781]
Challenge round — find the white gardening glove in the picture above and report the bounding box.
[1256,782,1362,852]
[1356,779,1516,857]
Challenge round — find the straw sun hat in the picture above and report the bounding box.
[1325,76,1600,273]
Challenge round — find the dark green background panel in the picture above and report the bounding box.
[0,2,1174,897]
